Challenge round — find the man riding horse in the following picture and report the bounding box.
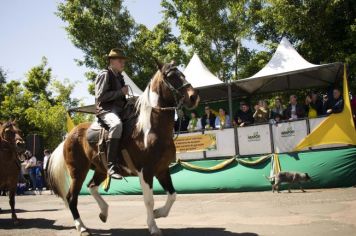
[95,48,128,179]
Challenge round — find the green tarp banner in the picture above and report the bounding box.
[80,147,356,195]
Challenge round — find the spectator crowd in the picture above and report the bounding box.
[175,88,344,132]
[17,149,52,194]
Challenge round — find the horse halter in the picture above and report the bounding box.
[159,65,191,111]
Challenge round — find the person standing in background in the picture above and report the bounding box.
[201,106,216,129]
[43,149,51,190]
[187,111,202,132]
[25,151,37,191]
[284,95,305,120]
[253,100,270,123]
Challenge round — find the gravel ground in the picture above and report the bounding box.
[1,187,356,236]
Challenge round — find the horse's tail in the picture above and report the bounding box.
[47,141,70,206]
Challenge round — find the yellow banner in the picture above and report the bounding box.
[174,134,217,153]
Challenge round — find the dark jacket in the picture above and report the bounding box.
[234,110,254,126]
[330,97,344,114]
[175,115,190,132]
[304,100,323,116]
[284,104,306,119]
[95,68,127,116]
[201,113,216,129]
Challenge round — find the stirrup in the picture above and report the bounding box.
[108,165,123,180]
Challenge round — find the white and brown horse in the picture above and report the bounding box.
[47,61,200,235]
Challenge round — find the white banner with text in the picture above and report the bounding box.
[238,124,272,155]
[272,120,308,153]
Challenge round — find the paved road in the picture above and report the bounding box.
[1,188,356,236]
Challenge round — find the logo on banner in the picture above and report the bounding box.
[281,126,295,137]
[247,131,261,142]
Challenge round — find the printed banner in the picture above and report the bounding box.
[205,128,236,158]
[272,120,308,153]
[238,124,272,155]
[174,133,217,153]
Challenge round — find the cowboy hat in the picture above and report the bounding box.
[107,48,128,59]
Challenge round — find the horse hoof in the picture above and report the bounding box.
[151,228,163,236]
[80,230,92,236]
[99,213,107,223]
[154,210,165,219]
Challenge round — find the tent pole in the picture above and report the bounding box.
[228,81,239,155]
[228,82,233,120]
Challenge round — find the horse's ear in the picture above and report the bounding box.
[154,58,164,71]
[170,60,176,66]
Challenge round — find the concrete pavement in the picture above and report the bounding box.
[1,188,356,236]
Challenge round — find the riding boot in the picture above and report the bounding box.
[106,138,123,180]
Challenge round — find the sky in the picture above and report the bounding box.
[0,0,264,106]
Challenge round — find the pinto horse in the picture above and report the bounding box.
[0,121,26,224]
[47,61,200,235]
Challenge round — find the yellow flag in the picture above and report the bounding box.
[294,65,356,151]
[66,112,75,133]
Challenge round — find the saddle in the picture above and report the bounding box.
[86,97,138,161]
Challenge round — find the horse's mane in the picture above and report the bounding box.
[135,70,163,133]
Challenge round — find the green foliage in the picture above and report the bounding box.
[57,0,187,91]
[57,0,135,69]
[50,79,80,109]
[255,0,356,89]
[161,0,263,81]
[0,67,7,110]
[84,71,97,95]
[23,57,52,100]
[0,58,91,150]
[25,97,67,149]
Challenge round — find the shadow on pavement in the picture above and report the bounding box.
[0,208,59,214]
[0,217,72,230]
[91,227,258,236]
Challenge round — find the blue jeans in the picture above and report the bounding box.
[29,167,37,190]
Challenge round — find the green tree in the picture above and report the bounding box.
[1,58,90,149]
[50,78,80,109]
[57,0,186,92]
[0,67,7,112]
[25,96,67,149]
[255,0,356,84]
[161,0,262,80]
[23,57,52,100]
[57,0,135,69]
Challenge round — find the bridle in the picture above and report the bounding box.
[147,65,192,139]
[149,65,191,112]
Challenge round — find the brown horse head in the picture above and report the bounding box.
[154,60,200,110]
[0,120,26,155]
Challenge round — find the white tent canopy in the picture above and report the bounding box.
[122,71,143,96]
[250,37,319,79]
[183,53,223,88]
[234,37,343,94]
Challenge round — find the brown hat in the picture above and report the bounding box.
[107,48,128,59]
